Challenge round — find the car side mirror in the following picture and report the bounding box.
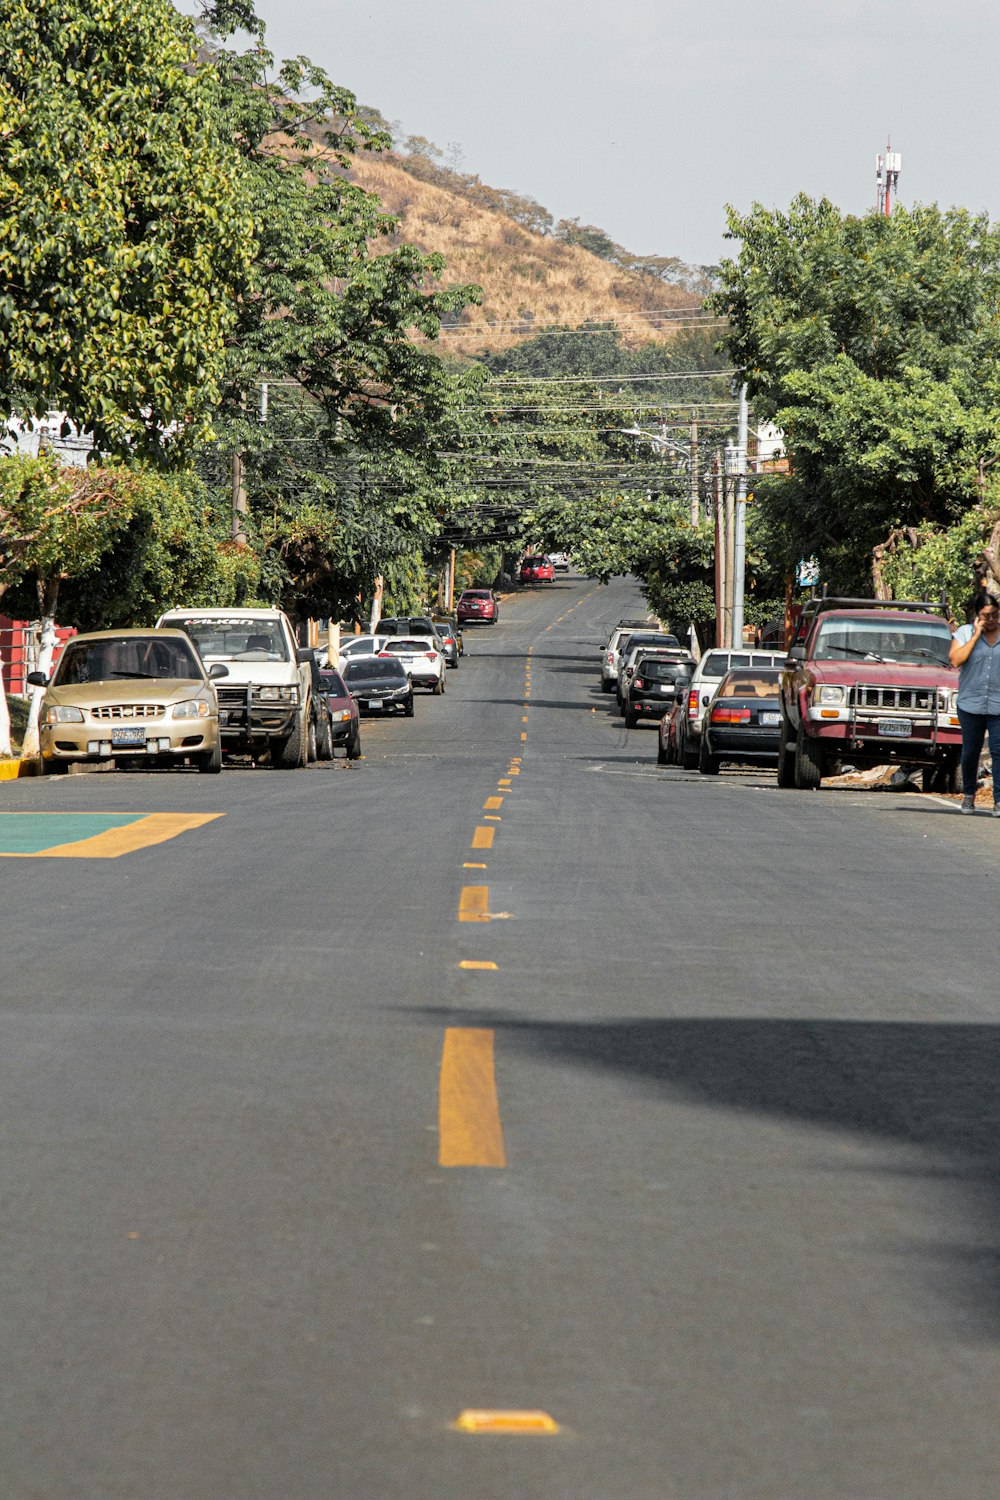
[785,645,805,664]
[208,662,229,680]
[674,674,691,690]
[296,647,314,663]
[26,670,48,687]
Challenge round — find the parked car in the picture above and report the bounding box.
[698,668,784,774]
[457,589,499,625]
[31,628,225,775]
[520,556,555,583]
[549,551,571,572]
[667,647,788,768]
[158,606,313,768]
[337,635,387,671]
[616,636,686,706]
[342,657,413,716]
[430,613,462,667]
[318,667,362,758]
[777,596,961,791]
[599,619,659,693]
[379,636,446,693]
[375,616,438,638]
[623,655,692,728]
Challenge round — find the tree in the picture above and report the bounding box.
[0,0,252,457]
[710,198,1000,590]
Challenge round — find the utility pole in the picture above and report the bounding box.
[689,413,699,526]
[713,456,727,647]
[731,383,749,646]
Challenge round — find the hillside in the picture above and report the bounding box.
[347,149,704,356]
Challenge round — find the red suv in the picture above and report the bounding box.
[456,589,499,625]
[520,556,554,583]
[778,595,961,791]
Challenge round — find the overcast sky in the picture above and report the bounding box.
[238,0,998,270]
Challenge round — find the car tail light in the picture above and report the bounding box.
[427,651,438,660]
[687,689,700,718]
[711,706,751,724]
[633,677,644,690]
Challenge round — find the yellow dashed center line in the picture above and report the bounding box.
[438,1028,506,1167]
[458,961,498,971]
[483,796,503,811]
[458,885,491,922]
[472,826,495,849]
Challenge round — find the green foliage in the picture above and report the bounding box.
[711,198,1000,589]
[878,508,999,609]
[0,0,252,456]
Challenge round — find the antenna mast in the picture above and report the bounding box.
[876,139,901,215]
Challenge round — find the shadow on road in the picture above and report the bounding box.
[418,1008,1000,1338]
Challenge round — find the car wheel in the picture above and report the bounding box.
[681,740,699,769]
[657,740,668,766]
[793,731,824,790]
[38,755,68,776]
[346,727,362,759]
[698,738,719,775]
[272,716,307,768]
[316,715,334,761]
[624,708,638,728]
[404,697,414,717]
[776,718,796,787]
[433,674,444,695]
[306,715,318,763]
[923,755,960,794]
[197,738,223,774]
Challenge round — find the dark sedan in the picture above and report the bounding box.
[318,667,362,757]
[623,655,689,728]
[698,668,784,775]
[341,657,414,717]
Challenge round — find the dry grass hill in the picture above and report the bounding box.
[347,149,702,357]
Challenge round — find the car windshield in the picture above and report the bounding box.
[720,672,781,697]
[172,618,289,662]
[54,636,202,684]
[813,617,952,665]
[344,660,406,683]
[637,659,683,682]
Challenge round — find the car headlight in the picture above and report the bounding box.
[256,685,298,703]
[172,700,211,720]
[331,708,352,721]
[43,704,84,724]
[812,684,846,706]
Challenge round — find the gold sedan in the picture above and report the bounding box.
[30,629,226,775]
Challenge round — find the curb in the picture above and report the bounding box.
[0,759,37,779]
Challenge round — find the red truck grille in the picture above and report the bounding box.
[850,684,936,713]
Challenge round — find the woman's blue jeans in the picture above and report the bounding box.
[956,707,1000,800]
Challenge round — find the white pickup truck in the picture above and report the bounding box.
[156,607,314,767]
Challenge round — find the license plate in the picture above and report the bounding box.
[365,699,382,709]
[760,712,781,725]
[878,718,912,737]
[111,726,147,747]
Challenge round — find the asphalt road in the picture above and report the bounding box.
[3,575,1000,1500]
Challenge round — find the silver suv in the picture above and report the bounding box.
[671,647,787,767]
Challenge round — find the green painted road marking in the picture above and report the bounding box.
[0,812,223,858]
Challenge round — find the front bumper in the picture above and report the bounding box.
[216,685,300,743]
[356,692,411,714]
[40,720,217,763]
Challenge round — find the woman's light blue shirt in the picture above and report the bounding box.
[954,623,1000,713]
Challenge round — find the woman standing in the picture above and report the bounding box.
[949,591,1000,813]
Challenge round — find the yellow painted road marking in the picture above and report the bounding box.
[0,812,223,859]
[521,716,528,724]
[472,826,495,849]
[484,815,501,822]
[463,862,487,869]
[483,796,503,811]
[521,732,527,741]
[455,1410,559,1434]
[459,885,490,922]
[458,961,498,971]
[498,778,512,787]
[439,1029,506,1167]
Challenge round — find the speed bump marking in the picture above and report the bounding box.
[0,811,223,858]
[454,1410,559,1434]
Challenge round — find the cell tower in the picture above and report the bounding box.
[875,140,901,215]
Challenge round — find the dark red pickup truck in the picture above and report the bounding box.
[777,596,961,792]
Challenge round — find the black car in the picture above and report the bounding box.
[698,668,783,774]
[623,655,689,728]
[375,616,438,638]
[342,657,414,716]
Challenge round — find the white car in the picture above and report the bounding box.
[550,551,571,571]
[379,637,446,693]
[336,635,387,671]
[600,619,661,693]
